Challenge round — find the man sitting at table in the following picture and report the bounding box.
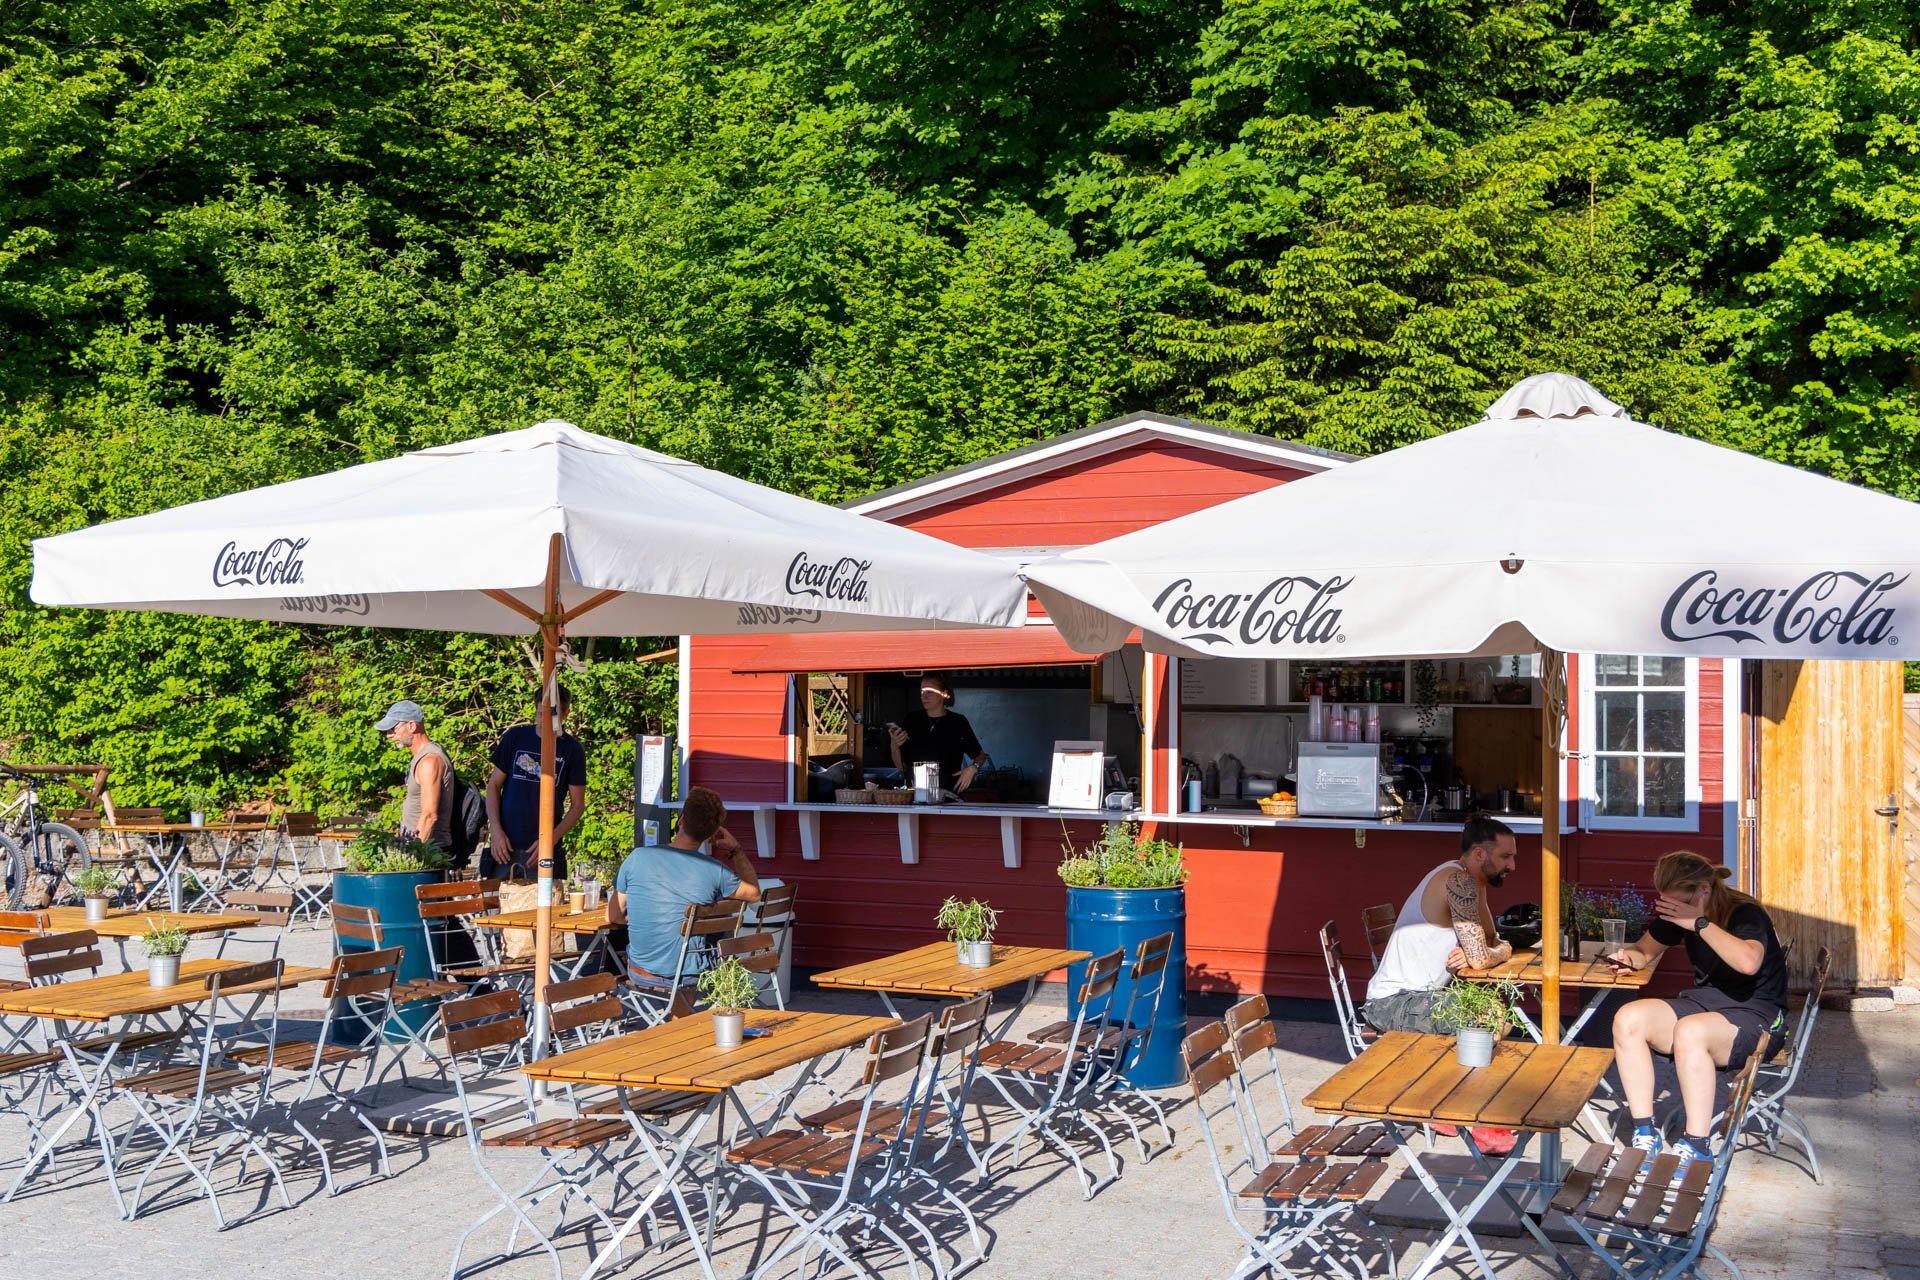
[1362,813,1519,1151]
[607,786,760,987]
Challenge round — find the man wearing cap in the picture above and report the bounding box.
[375,699,454,853]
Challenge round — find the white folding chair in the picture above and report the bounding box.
[1319,921,1375,1060]
[620,898,745,1025]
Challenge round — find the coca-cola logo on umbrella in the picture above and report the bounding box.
[1659,570,1906,647]
[213,537,309,588]
[1153,575,1351,647]
[785,552,871,604]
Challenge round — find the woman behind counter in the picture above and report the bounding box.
[887,673,986,794]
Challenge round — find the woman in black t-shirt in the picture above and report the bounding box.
[886,673,986,795]
[1605,850,1789,1168]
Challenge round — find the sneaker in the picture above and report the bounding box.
[1630,1125,1661,1157]
[1670,1136,1714,1172]
[1469,1126,1518,1156]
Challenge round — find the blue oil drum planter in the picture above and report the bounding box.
[332,868,446,1042]
[1060,824,1189,1089]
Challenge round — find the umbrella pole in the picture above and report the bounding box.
[1539,647,1565,1045]
[531,536,563,1064]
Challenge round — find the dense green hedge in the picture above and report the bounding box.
[5,0,1918,837]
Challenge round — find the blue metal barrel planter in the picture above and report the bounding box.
[333,869,445,1042]
[1066,884,1188,1088]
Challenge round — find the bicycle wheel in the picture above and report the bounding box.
[32,821,92,902]
[0,830,25,909]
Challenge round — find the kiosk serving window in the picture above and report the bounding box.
[1583,654,1696,829]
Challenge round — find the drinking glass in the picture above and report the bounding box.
[583,880,602,908]
[1602,917,1628,948]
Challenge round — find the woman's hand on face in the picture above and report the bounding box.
[1654,892,1703,929]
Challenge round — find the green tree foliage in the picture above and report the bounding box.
[2,0,1914,823]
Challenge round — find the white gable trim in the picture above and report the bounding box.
[844,413,1349,521]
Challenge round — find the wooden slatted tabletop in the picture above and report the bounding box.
[812,942,1090,996]
[1458,942,1658,991]
[523,1009,895,1092]
[0,907,260,942]
[1303,1031,1614,1133]
[0,958,331,1022]
[470,905,610,931]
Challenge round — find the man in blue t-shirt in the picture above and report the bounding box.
[609,786,760,979]
[484,687,587,880]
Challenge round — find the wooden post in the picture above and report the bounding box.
[531,534,563,1061]
[1539,647,1564,1044]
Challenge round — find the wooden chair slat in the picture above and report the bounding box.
[1654,1159,1716,1236]
[1275,1124,1335,1158]
[447,1014,526,1056]
[484,1117,629,1149]
[1267,1162,1325,1203]
[1187,1049,1237,1097]
[1332,1125,1391,1158]
[1304,1160,1364,1200]
[1621,1153,1681,1228]
[1585,1147,1647,1219]
[1238,1161,1292,1200]
[1549,1141,1614,1213]
[1333,1159,1391,1201]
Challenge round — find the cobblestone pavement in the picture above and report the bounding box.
[3,917,1913,1279]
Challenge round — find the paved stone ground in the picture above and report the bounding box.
[3,916,1913,1279]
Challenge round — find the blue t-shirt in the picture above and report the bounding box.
[489,723,586,854]
[615,844,741,977]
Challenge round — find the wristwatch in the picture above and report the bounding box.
[1693,915,1710,933]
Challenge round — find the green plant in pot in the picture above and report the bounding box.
[74,862,119,921]
[1056,822,1188,890]
[936,896,1000,967]
[1431,977,1523,1067]
[698,956,760,1048]
[140,918,190,988]
[182,787,218,827]
[343,829,450,875]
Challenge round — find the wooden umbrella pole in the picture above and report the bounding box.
[1539,647,1566,1044]
[531,533,564,1062]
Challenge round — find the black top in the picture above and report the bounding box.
[489,723,587,854]
[1648,900,1788,1009]
[897,708,983,786]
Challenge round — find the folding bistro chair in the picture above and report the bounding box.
[443,990,634,1280]
[1555,1056,1764,1280]
[416,879,537,995]
[620,898,745,1025]
[1225,994,1297,1140]
[227,946,402,1196]
[118,958,291,1228]
[215,890,295,960]
[970,948,1127,1199]
[20,930,180,1062]
[332,902,463,1094]
[1182,1021,1396,1280]
[1360,903,1396,972]
[726,1015,939,1280]
[715,931,784,1010]
[1319,921,1376,1060]
[275,811,332,920]
[0,908,48,993]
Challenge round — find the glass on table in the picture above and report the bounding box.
[1602,918,1628,948]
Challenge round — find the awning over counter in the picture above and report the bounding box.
[730,624,1133,673]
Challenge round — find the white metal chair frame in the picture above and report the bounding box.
[1319,921,1372,1060]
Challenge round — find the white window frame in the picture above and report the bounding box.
[1579,654,1700,832]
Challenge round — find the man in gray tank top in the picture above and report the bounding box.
[376,699,454,851]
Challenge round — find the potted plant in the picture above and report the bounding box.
[1055,822,1190,1087]
[697,956,759,1048]
[1431,977,1523,1067]
[333,828,452,1042]
[140,919,190,987]
[936,896,1000,967]
[74,863,118,921]
[182,787,218,828]
[1493,655,1532,705]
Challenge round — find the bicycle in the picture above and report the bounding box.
[0,763,94,909]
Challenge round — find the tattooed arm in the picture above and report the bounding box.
[1445,869,1510,969]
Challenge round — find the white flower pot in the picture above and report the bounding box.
[149,954,182,988]
[961,940,994,967]
[84,895,111,922]
[1455,1028,1495,1068]
[713,1010,744,1048]
[189,811,205,827]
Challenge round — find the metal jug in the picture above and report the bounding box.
[912,762,942,804]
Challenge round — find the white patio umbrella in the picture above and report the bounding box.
[1025,373,1920,1034]
[32,420,1029,1055]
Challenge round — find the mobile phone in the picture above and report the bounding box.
[1602,954,1634,971]
[741,1027,772,1039]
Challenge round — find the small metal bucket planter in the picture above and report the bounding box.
[148,954,182,988]
[958,940,994,967]
[1455,1028,1495,1068]
[712,1010,745,1049]
[84,896,111,923]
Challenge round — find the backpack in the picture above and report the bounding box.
[446,772,487,869]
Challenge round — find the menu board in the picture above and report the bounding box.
[1178,658,1270,706]
[1047,740,1107,810]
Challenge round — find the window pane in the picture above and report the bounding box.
[1596,757,1640,817]
[1643,693,1686,753]
[1643,757,1686,817]
[1644,657,1687,687]
[1596,693,1641,752]
[1596,654,1637,686]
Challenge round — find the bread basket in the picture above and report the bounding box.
[870,788,913,806]
[1256,796,1298,818]
[834,788,874,805]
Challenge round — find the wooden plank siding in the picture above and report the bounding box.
[892,440,1313,547]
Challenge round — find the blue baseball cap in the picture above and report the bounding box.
[374,700,426,731]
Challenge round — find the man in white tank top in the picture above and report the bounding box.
[1362,814,1518,1035]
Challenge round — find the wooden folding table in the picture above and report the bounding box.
[813,941,1088,1035]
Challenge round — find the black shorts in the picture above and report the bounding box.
[1664,987,1786,1070]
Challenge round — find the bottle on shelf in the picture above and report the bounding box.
[1449,662,1468,703]
[1470,662,1493,703]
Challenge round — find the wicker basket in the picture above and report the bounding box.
[870,788,913,806]
[1256,797,1298,818]
[834,788,874,805]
